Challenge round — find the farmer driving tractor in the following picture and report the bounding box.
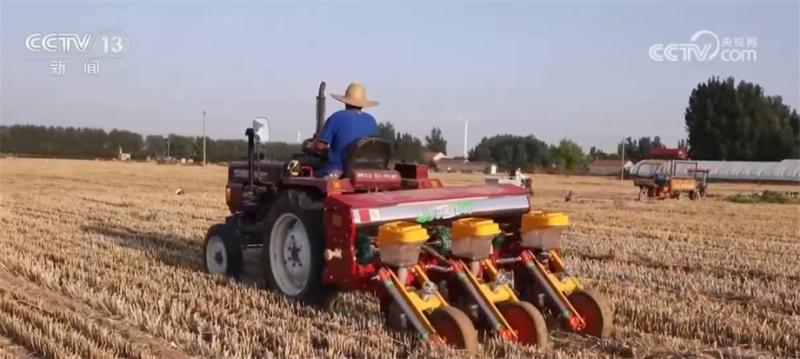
[310,82,379,178]
[205,80,614,352]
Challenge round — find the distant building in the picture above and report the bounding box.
[117,146,131,161]
[423,151,492,173]
[423,151,447,163]
[435,158,492,173]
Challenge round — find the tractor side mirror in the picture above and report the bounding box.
[253,117,270,143]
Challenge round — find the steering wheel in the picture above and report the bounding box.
[301,138,328,161]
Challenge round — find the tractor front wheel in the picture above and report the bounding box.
[263,191,334,307]
[203,223,243,278]
[429,306,478,353]
[497,301,548,347]
[566,289,612,338]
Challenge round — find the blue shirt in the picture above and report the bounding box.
[318,109,378,175]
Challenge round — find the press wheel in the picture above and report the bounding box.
[428,306,478,353]
[566,289,613,338]
[497,301,548,347]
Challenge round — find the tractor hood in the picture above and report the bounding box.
[327,184,531,225]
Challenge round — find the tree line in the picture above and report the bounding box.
[0,125,300,162]
[685,77,799,161]
[2,77,796,167]
[376,122,444,162]
[466,76,798,168]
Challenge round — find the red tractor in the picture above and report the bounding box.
[204,82,612,352]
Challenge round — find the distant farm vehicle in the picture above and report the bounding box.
[203,82,612,352]
[632,160,708,200]
[484,168,533,194]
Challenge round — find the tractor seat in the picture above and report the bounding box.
[343,137,391,174]
[342,137,401,190]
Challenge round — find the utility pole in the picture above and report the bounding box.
[202,110,207,166]
[463,119,468,160]
[457,115,474,160]
[296,131,301,143]
[620,138,625,180]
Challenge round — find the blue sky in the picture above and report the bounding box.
[1,0,798,154]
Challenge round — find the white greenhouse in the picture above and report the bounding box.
[629,159,800,183]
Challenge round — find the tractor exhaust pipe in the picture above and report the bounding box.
[316,81,326,135]
[245,128,255,187]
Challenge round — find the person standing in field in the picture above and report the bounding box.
[311,83,379,178]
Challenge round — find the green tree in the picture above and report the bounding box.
[468,134,551,168]
[393,132,423,162]
[0,125,110,158]
[166,134,196,159]
[551,139,587,171]
[613,136,666,162]
[637,136,652,161]
[0,124,301,163]
[653,136,664,149]
[424,127,448,155]
[685,76,799,160]
[108,129,144,157]
[589,146,618,160]
[617,137,639,162]
[377,122,396,145]
[144,135,167,158]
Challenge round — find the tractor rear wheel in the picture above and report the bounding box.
[429,306,478,353]
[263,190,334,307]
[497,301,548,347]
[566,289,612,338]
[203,223,243,278]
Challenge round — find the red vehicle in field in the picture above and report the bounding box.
[203,82,612,352]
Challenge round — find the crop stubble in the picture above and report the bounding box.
[0,159,797,358]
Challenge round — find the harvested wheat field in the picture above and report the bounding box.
[0,158,797,359]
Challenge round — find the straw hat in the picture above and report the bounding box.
[331,83,379,108]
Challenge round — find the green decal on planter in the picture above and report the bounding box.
[416,201,473,223]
